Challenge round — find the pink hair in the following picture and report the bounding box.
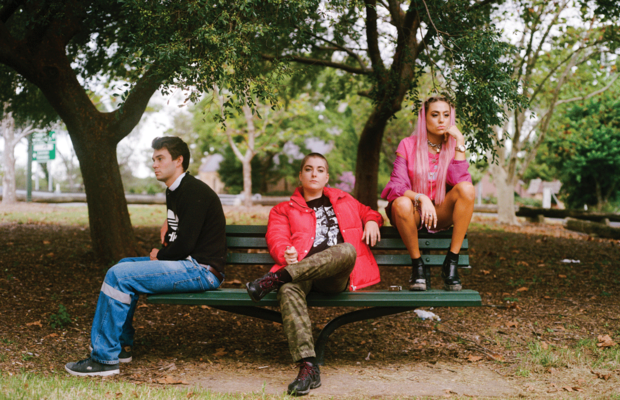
[409,102,457,205]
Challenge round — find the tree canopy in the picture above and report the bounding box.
[547,92,620,211]
[0,0,327,261]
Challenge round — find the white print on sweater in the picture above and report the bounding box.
[167,209,179,242]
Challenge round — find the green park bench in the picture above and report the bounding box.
[147,225,481,365]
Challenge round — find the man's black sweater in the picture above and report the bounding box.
[157,173,227,273]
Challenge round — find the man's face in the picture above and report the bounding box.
[152,148,182,184]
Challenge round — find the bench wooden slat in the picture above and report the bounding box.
[226,253,469,267]
[226,237,468,251]
[226,225,455,239]
[148,288,481,307]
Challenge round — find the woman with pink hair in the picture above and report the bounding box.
[381,95,475,292]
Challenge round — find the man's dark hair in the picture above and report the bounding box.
[152,136,190,171]
[300,153,329,172]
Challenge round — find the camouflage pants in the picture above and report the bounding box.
[277,242,357,361]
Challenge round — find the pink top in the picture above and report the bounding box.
[381,137,472,202]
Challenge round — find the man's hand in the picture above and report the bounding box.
[150,248,159,261]
[160,220,168,245]
[284,246,299,265]
[362,220,381,247]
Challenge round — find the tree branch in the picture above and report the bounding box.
[109,67,166,143]
[386,0,405,28]
[364,0,386,74]
[522,2,567,90]
[554,74,619,106]
[261,54,370,75]
[14,124,35,143]
[303,30,370,73]
[514,2,548,82]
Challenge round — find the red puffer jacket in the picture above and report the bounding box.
[266,187,384,291]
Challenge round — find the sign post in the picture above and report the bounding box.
[26,135,33,202]
[31,131,56,192]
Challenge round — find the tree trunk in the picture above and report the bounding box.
[69,131,142,262]
[1,110,20,204]
[353,108,390,209]
[2,119,16,204]
[490,163,520,225]
[242,157,252,207]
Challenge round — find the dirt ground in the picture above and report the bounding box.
[1,205,620,398]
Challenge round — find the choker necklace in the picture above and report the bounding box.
[427,139,441,153]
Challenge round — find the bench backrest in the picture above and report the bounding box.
[226,225,469,268]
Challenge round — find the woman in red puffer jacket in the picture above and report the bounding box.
[246,152,383,396]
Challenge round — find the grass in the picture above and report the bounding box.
[517,339,620,373]
[0,204,275,227]
[0,373,292,400]
[0,205,166,227]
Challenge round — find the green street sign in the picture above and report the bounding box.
[32,131,56,162]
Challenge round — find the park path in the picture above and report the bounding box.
[185,362,518,398]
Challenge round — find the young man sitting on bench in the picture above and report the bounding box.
[66,136,227,376]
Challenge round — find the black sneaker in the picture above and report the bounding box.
[287,361,321,396]
[246,272,285,302]
[65,358,119,377]
[89,345,132,363]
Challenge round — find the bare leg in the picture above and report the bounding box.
[390,196,423,258]
[435,182,475,290]
[435,182,476,253]
[390,196,428,290]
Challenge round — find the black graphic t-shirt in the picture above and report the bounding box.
[306,195,344,258]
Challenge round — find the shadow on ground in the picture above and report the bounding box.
[1,216,620,398]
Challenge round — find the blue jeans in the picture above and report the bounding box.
[90,256,221,364]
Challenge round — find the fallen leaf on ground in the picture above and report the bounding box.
[137,304,148,308]
[517,261,528,266]
[591,370,611,380]
[506,321,518,328]
[26,321,42,328]
[486,353,505,362]
[481,270,490,275]
[235,350,244,355]
[156,376,188,385]
[540,341,548,350]
[562,387,573,392]
[516,287,528,292]
[597,334,617,348]
[214,348,227,357]
[467,354,482,362]
[558,274,567,278]
[43,240,50,245]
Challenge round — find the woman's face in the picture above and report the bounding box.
[425,101,451,136]
[299,157,329,192]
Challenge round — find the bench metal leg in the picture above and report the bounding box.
[210,306,283,324]
[314,307,417,365]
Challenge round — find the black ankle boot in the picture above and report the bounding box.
[246,272,285,302]
[409,258,428,291]
[442,251,462,291]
